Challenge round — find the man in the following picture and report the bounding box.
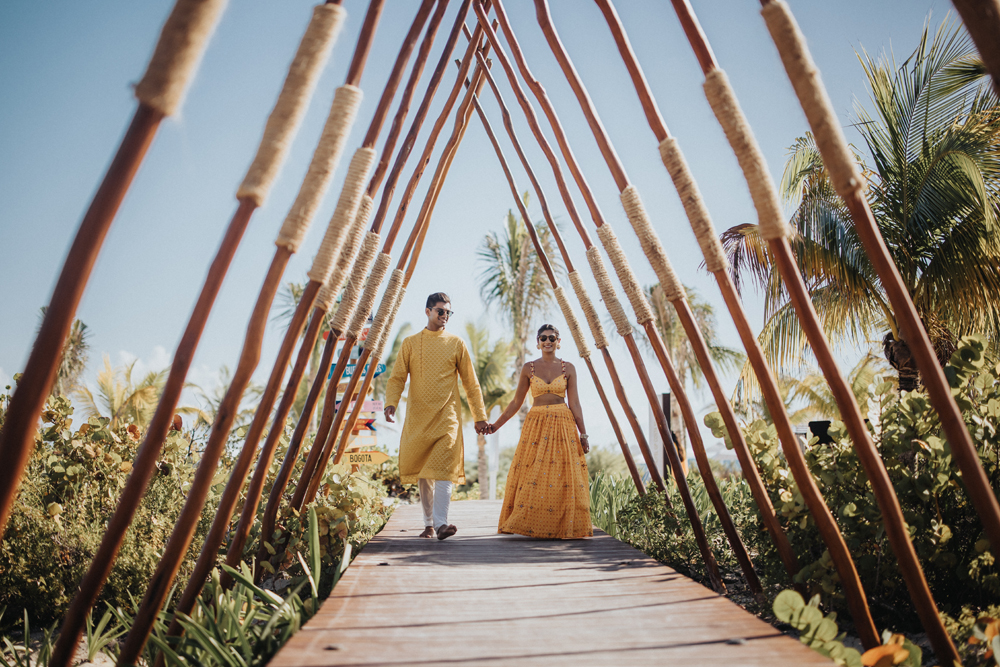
[384,292,488,540]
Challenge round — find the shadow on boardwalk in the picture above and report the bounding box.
[269,500,832,667]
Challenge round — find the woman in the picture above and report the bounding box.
[489,324,592,538]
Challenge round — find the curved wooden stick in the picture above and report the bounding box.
[471,92,645,494]
[472,23,667,499]
[536,0,790,597]
[593,0,880,643]
[0,104,161,539]
[281,1,448,529]
[479,0,729,592]
[292,0,479,509]
[950,0,1000,97]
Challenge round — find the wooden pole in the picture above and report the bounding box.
[535,0,792,597]
[469,81,645,494]
[480,0,729,593]
[592,0,877,644]
[116,1,382,659]
[292,0,480,510]
[950,0,1000,96]
[255,0,440,584]
[472,21,667,498]
[0,104,160,538]
[0,0,229,539]
[50,0,346,661]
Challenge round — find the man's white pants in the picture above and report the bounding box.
[419,478,453,528]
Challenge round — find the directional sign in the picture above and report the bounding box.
[337,362,386,379]
[347,451,390,466]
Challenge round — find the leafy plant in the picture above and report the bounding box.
[773,589,864,666]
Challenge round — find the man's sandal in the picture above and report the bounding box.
[436,524,458,540]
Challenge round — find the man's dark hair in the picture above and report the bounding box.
[536,323,560,338]
[426,292,451,309]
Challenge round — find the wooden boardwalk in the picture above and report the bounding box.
[270,500,832,666]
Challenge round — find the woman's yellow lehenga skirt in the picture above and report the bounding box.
[498,403,592,538]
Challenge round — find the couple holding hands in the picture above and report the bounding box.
[383,292,592,541]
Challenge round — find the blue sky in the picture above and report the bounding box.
[0,0,954,462]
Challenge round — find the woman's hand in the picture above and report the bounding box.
[580,434,590,454]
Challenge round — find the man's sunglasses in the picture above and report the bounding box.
[432,307,453,317]
[537,334,559,343]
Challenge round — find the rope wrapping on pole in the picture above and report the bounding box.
[619,185,689,297]
[366,269,405,355]
[134,0,229,116]
[701,69,788,241]
[326,224,379,318]
[594,223,653,325]
[276,84,364,252]
[586,246,632,337]
[307,146,377,285]
[761,1,863,199]
[554,285,590,359]
[347,252,392,339]
[568,271,609,349]
[320,188,377,303]
[238,4,346,206]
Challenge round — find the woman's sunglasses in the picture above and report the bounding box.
[537,334,559,343]
[432,307,453,317]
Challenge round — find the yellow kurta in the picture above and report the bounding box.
[384,328,487,484]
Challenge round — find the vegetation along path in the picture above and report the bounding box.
[270,500,831,666]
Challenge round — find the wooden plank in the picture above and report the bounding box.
[270,501,832,666]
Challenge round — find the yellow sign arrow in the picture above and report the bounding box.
[346,451,390,466]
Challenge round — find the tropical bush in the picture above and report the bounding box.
[592,336,999,660]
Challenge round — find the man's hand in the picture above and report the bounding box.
[384,406,396,423]
[474,420,488,435]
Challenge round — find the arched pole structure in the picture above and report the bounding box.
[328,56,492,472]
[255,0,451,574]
[0,0,227,539]
[761,0,1000,559]
[951,0,1000,96]
[291,0,481,510]
[535,0,794,599]
[477,0,735,593]
[217,0,443,595]
[114,1,378,661]
[593,0,878,645]
[470,20,668,501]
[324,28,493,480]
[49,2,347,664]
[468,85,645,495]
[677,0,959,660]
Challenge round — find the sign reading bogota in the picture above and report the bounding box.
[347,451,390,466]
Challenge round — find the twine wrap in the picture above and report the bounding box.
[569,271,609,349]
[346,252,391,339]
[702,68,789,240]
[306,147,377,285]
[620,184,689,297]
[237,4,346,206]
[596,224,654,326]
[365,269,404,355]
[134,0,228,116]
[372,286,406,357]
[762,1,863,199]
[587,246,632,337]
[554,286,590,359]
[276,84,363,252]
[321,187,376,309]
[328,228,379,326]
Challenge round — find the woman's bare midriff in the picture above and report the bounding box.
[532,395,565,407]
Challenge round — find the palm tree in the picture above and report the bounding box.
[460,322,515,499]
[477,192,562,422]
[37,307,90,398]
[75,355,169,429]
[639,282,744,459]
[186,365,264,442]
[722,18,1000,392]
